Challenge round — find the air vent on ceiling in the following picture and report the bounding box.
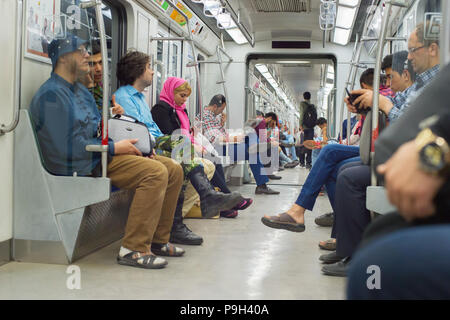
[251,0,311,13]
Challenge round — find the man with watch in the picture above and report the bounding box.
[346,62,450,298]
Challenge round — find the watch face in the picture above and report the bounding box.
[420,142,446,172]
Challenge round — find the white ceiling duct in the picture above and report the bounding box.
[250,0,311,13]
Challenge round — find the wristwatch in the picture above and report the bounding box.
[415,128,450,176]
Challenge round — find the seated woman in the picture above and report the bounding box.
[150,77,245,218]
[114,52,243,247]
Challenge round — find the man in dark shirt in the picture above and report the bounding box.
[298,92,316,169]
[29,35,184,269]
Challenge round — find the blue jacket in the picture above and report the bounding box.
[30,73,115,176]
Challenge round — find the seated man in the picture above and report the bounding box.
[321,24,441,276]
[195,94,280,195]
[347,67,450,299]
[79,41,124,115]
[30,35,185,269]
[192,94,254,218]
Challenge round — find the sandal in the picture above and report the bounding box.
[261,212,305,232]
[151,243,185,257]
[117,251,168,269]
[319,239,336,251]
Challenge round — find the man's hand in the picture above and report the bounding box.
[148,149,156,159]
[114,139,143,156]
[194,143,204,155]
[377,140,445,221]
[111,94,125,115]
[349,89,393,115]
[220,113,227,127]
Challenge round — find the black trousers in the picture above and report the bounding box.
[333,163,372,258]
[303,128,314,166]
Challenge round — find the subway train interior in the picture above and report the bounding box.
[0,0,449,301]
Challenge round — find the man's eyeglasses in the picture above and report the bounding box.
[407,45,425,54]
[77,46,89,56]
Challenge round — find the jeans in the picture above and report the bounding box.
[279,149,293,166]
[303,128,314,166]
[295,144,360,211]
[281,135,298,161]
[217,133,270,186]
[210,163,231,194]
[347,224,450,299]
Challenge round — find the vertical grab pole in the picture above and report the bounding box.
[339,34,359,143]
[96,0,110,178]
[0,0,23,136]
[371,1,392,187]
[216,45,233,130]
[80,0,109,177]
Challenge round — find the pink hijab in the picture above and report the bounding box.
[159,77,192,140]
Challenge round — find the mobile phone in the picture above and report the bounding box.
[345,88,355,104]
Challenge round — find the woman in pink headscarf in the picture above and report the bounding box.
[151,77,245,220]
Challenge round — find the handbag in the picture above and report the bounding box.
[108,114,155,156]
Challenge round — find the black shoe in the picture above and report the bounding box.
[284,161,299,169]
[268,174,282,180]
[315,212,334,227]
[321,257,350,277]
[278,167,285,171]
[170,224,203,245]
[188,166,244,218]
[299,163,305,168]
[255,184,280,195]
[319,251,346,264]
[305,164,312,170]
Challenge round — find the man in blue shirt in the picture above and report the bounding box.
[30,35,185,269]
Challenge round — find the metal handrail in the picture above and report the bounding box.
[338,0,378,144]
[216,45,233,130]
[218,0,255,47]
[371,1,392,186]
[0,0,23,136]
[81,0,110,178]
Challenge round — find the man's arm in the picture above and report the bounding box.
[377,112,450,220]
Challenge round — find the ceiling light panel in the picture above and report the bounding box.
[335,5,357,29]
[333,27,351,45]
[338,0,360,7]
[225,28,248,45]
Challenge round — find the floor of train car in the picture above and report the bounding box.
[0,166,346,300]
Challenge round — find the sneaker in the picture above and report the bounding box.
[233,198,253,210]
[284,161,299,169]
[220,210,238,218]
[268,174,282,180]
